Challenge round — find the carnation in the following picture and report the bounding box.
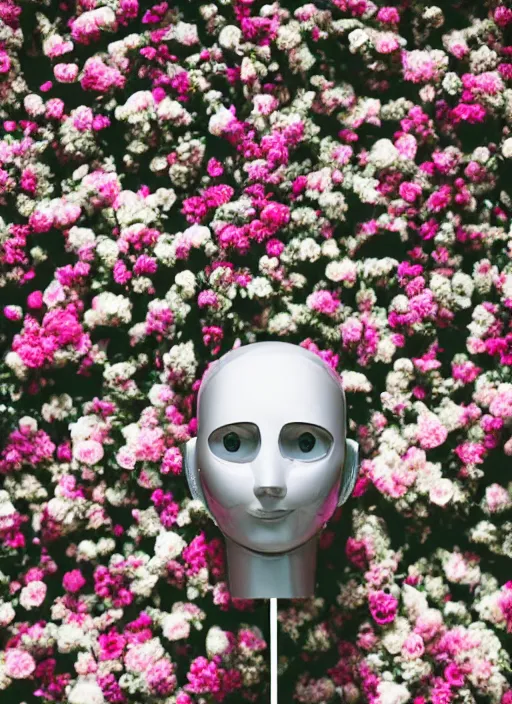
[0,2,511,701]
[68,678,105,704]
[154,531,187,561]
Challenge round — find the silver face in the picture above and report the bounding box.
[188,341,353,555]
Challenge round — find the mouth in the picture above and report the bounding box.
[247,509,294,521]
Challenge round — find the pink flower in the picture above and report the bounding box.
[98,629,126,661]
[19,580,47,609]
[124,642,156,672]
[402,633,425,659]
[341,318,363,345]
[260,202,290,229]
[454,441,486,465]
[485,484,512,513]
[63,569,86,593]
[375,32,400,54]
[444,662,465,687]
[490,387,512,419]
[498,584,512,632]
[162,613,191,641]
[26,291,43,310]
[4,306,22,321]
[54,63,79,82]
[206,158,224,177]
[146,658,177,696]
[399,181,422,202]
[417,413,448,449]
[43,280,66,307]
[4,649,36,678]
[377,7,400,24]
[73,440,104,465]
[116,446,137,470]
[307,290,341,316]
[414,609,444,641]
[368,590,398,625]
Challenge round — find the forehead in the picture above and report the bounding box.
[198,354,345,435]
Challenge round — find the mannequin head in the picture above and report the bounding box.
[183,341,359,557]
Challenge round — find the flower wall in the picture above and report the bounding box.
[0,0,512,703]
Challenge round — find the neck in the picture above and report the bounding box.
[224,534,319,599]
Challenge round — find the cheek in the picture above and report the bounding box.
[289,463,340,506]
[317,479,340,523]
[199,461,253,509]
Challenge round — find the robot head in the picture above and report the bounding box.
[183,341,359,554]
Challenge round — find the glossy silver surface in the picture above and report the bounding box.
[183,341,359,599]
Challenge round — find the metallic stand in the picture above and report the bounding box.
[271,597,277,704]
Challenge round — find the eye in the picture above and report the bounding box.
[223,431,241,452]
[298,432,315,453]
[208,423,259,463]
[279,423,333,462]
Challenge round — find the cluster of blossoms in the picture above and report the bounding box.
[1,0,512,702]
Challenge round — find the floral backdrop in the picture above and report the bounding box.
[0,0,512,702]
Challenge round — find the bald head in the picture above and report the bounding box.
[198,341,345,411]
[196,341,346,439]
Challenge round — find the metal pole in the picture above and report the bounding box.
[270,597,277,703]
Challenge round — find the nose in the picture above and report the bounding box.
[251,435,288,505]
[254,485,287,499]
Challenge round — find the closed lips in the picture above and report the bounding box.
[248,509,294,519]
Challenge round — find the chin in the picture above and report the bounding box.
[242,523,314,554]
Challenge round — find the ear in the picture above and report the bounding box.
[182,437,218,526]
[337,438,359,507]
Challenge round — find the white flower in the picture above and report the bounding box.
[208,106,236,136]
[206,626,230,657]
[47,497,71,521]
[0,492,15,518]
[156,98,192,126]
[321,239,340,259]
[43,280,66,308]
[19,416,38,433]
[19,580,47,610]
[246,276,273,299]
[502,138,512,159]
[174,270,197,299]
[276,22,302,51]
[154,531,186,561]
[402,584,429,620]
[57,624,88,653]
[83,292,132,328]
[42,394,74,423]
[76,540,98,561]
[173,21,199,46]
[502,274,512,300]
[430,478,454,506]
[67,226,96,252]
[376,680,411,704]
[4,351,28,379]
[369,138,400,169]
[0,602,15,627]
[341,371,372,393]
[218,25,242,51]
[325,259,357,284]
[96,237,119,267]
[148,383,173,407]
[452,272,474,309]
[68,677,105,704]
[348,29,370,52]
[24,94,45,117]
[297,237,321,262]
[162,612,191,641]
